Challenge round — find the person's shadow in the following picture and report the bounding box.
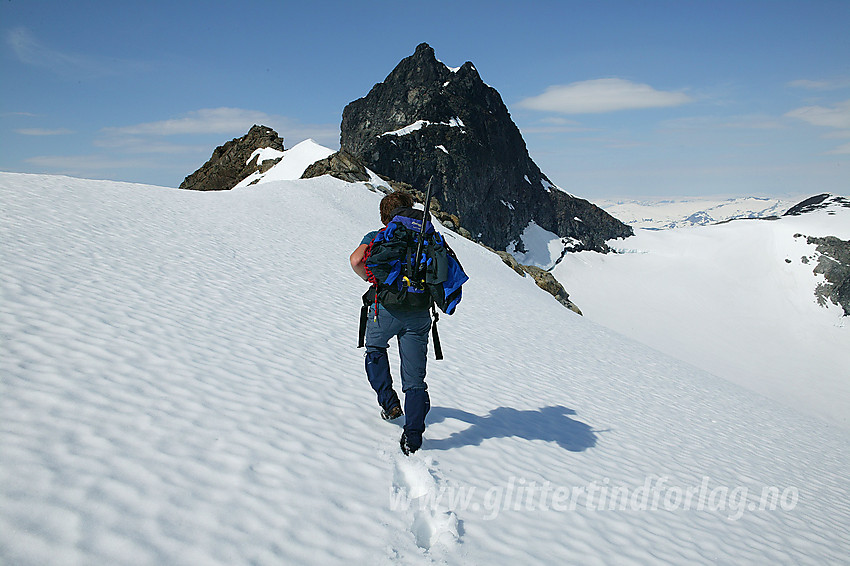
[425,406,598,452]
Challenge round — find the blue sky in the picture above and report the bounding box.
[1,0,848,198]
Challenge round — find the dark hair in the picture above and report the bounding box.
[380,191,415,225]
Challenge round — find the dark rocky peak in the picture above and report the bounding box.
[384,43,448,88]
[340,43,632,252]
[179,125,285,191]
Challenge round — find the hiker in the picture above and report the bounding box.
[350,191,433,455]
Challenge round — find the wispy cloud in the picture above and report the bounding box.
[788,78,850,91]
[785,100,850,155]
[519,116,596,135]
[660,114,785,131]
[823,130,850,139]
[517,78,693,114]
[101,107,340,148]
[15,128,74,136]
[103,108,276,136]
[93,136,209,154]
[24,154,159,172]
[520,125,597,134]
[828,142,850,155]
[785,100,850,129]
[3,111,41,118]
[6,27,147,77]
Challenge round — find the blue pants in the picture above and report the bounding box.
[365,305,431,445]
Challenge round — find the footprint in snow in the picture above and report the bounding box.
[391,452,461,551]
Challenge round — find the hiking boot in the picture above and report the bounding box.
[400,431,421,456]
[381,405,403,421]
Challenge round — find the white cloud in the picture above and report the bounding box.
[6,27,146,77]
[15,128,74,136]
[517,78,693,114]
[101,108,340,149]
[104,108,276,136]
[788,78,850,91]
[785,100,850,129]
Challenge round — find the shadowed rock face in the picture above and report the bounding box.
[179,125,284,191]
[340,42,632,252]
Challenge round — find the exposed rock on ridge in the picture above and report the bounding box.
[302,150,370,184]
[805,235,850,316]
[340,42,632,252]
[784,194,850,316]
[180,125,285,191]
[494,250,583,314]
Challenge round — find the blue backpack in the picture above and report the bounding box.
[358,207,469,359]
[364,207,468,314]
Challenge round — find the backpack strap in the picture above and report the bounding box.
[357,291,370,348]
[430,304,443,360]
[362,230,384,321]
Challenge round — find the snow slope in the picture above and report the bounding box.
[2,171,849,565]
[554,208,850,429]
[597,195,806,230]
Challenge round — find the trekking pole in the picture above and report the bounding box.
[413,175,435,285]
[412,175,445,361]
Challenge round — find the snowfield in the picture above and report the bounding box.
[554,203,850,429]
[2,171,849,565]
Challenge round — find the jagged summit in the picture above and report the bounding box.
[341,43,632,252]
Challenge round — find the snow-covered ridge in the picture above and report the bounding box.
[246,147,285,165]
[234,139,334,188]
[2,172,848,564]
[380,118,465,137]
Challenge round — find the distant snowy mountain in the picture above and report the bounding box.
[2,169,849,565]
[504,194,819,271]
[596,195,807,230]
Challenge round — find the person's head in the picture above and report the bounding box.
[380,191,415,225]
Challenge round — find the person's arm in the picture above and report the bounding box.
[350,244,370,281]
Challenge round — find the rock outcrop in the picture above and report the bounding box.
[493,250,583,314]
[301,150,370,184]
[784,195,850,316]
[340,42,632,252]
[179,125,284,191]
[800,235,850,316]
